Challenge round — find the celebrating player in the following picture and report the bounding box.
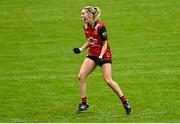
[73,6,131,115]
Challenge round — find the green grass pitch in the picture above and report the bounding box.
[0,0,179,122]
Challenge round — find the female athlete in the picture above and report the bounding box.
[73,6,131,115]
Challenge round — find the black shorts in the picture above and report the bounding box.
[87,56,112,66]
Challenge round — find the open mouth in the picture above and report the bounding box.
[82,17,85,21]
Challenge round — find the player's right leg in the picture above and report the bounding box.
[77,57,97,113]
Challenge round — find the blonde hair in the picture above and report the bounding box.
[83,6,101,27]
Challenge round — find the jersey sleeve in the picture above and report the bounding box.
[99,26,107,41]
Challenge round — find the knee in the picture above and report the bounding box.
[104,78,113,85]
[77,73,86,81]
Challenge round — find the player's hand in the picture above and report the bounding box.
[96,56,103,65]
[73,48,81,54]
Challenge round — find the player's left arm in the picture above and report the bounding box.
[99,40,107,58]
[99,26,108,58]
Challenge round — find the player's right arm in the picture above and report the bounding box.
[73,41,89,54]
[80,41,89,51]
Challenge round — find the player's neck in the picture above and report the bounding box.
[87,20,98,28]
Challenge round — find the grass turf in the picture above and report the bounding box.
[0,0,179,122]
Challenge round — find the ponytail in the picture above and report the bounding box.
[92,6,101,27]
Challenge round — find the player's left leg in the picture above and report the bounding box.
[101,63,131,115]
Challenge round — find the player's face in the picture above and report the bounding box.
[81,9,92,24]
